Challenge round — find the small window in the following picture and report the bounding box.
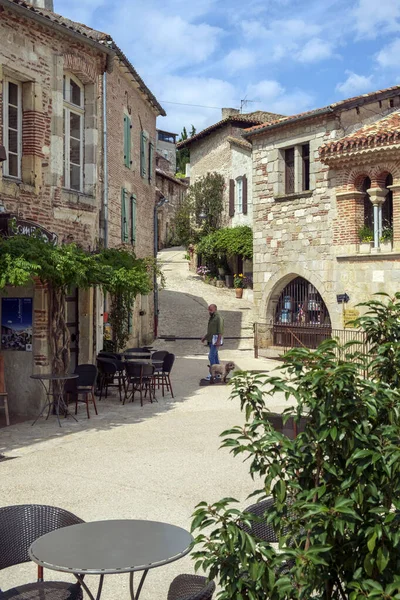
[63,73,84,191]
[285,148,295,194]
[236,177,243,213]
[3,79,22,179]
[123,114,131,168]
[302,144,310,191]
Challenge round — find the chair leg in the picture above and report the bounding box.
[74,394,78,415]
[92,390,98,415]
[99,375,104,401]
[168,375,174,398]
[4,395,9,426]
[86,393,90,419]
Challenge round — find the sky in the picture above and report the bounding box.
[54,0,400,137]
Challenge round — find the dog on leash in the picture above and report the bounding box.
[209,361,236,384]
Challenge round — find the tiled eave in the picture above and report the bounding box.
[319,144,400,167]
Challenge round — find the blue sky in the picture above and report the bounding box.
[54,0,400,136]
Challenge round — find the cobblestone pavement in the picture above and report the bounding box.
[0,247,285,599]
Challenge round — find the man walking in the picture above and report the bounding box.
[201,304,224,380]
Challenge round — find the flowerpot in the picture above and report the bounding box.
[235,288,243,299]
[359,242,372,254]
[225,275,233,288]
[380,241,392,253]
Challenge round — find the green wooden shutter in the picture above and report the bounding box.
[148,141,154,182]
[140,131,147,178]
[121,188,129,243]
[130,194,137,244]
[123,115,131,168]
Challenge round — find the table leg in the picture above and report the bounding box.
[74,574,104,600]
[129,570,148,600]
[32,380,52,426]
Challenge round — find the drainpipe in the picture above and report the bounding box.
[154,197,168,338]
[103,71,109,250]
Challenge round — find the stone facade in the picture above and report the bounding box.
[156,129,177,173]
[249,88,400,347]
[155,167,187,249]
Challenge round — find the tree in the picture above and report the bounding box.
[192,294,400,600]
[196,226,253,263]
[0,234,154,372]
[176,125,196,175]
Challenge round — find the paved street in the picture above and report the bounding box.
[0,247,283,599]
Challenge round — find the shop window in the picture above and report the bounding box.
[3,79,22,179]
[63,73,84,191]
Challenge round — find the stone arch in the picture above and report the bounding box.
[370,162,400,187]
[354,172,371,192]
[63,53,98,84]
[341,167,372,192]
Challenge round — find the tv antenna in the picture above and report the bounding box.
[240,97,258,112]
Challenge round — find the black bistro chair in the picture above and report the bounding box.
[96,357,123,402]
[65,364,98,419]
[240,497,278,543]
[167,574,215,600]
[124,363,155,406]
[0,504,84,599]
[157,353,175,398]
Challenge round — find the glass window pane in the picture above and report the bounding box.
[70,137,81,165]
[8,153,18,177]
[8,129,18,154]
[70,112,81,139]
[70,164,81,190]
[8,106,18,130]
[70,80,82,107]
[8,82,18,106]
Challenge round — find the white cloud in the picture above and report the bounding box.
[376,38,400,68]
[297,38,333,63]
[245,80,314,115]
[336,71,374,96]
[353,0,400,38]
[223,48,256,73]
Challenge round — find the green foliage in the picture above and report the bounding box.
[233,273,244,288]
[380,227,393,243]
[176,125,195,175]
[192,295,400,600]
[359,225,373,242]
[196,225,253,261]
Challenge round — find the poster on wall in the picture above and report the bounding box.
[1,298,33,351]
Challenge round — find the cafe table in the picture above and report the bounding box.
[29,519,193,600]
[30,373,79,427]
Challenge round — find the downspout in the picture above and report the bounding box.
[103,71,108,249]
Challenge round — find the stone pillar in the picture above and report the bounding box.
[78,288,94,364]
[50,55,64,188]
[388,182,400,251]
[294,145,303,193]
[367,188,388,250]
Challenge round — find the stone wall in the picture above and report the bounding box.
[230,143,253,227]
[156,171,187,249]
[251,101,400,338]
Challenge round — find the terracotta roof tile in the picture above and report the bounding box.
[244,84,400,138]
[319,111,400,159]
[226,135,252,150]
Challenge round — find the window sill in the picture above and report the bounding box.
[61,189,96,207]
[1,176,37,194]
[337,252,400,261]
[274,190,313,202]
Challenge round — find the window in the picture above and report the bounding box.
[3,79,22,178]
[123,114,132,168]
[121,188,129,243]
[63,73,84,191]
[283,144,311,195]
[158,131,176,143]
[140,131,148,178]
[131,194,137,243]
[148,141,154,182]
[236,177,243,213]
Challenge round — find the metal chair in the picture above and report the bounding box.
[97,351,122,360]
[158,353,175,398]
[124,363,155,406]
[167,574,215,600]
[65,365,98,419]
[0,504,84,599]
[96,358,123,402]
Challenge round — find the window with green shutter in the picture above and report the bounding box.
[148,141,154,182]
[121,188,129,243]
[130,194,137,244]
[123,115,131,168]
[140,131,147,178]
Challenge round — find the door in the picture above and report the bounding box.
[66,288,79,371]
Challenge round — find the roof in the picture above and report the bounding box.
[2,0,165,116]
[244,84,400,138]
[319,111,400,160]
[226,135,252,150]
[176,111,283,149]
[156,168,188,187]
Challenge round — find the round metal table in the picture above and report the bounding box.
[29,519,193,600]
[30,373,79,427]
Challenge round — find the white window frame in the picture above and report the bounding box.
[63,73,84,192]
[236,177,243,213]
[3,78,22,179]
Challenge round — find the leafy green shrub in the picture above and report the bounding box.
[196,225,253,261]
[359,225,373,242]
[192,294,400,600]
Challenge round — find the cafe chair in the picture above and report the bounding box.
[240,497,278,543]
[167,574,215,600]
[96,358,123,402]
[66,364,98,419]
[124,363,155,406]
[158,353,175,398]
[0,504,84,599]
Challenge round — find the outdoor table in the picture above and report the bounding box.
[29,519,193,600]
[30,373,79,427]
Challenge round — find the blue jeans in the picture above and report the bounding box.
[208,343,220,366]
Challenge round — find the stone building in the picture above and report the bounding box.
[246,85,400,351]
[0,0,163,417]
[155,165,188,249]
[156,129,177,173]
[177,108,282,276]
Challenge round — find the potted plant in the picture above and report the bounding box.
[358,224,373,253]
[380,226,393,252]
[233,273,244,298]
[196,265,210,280]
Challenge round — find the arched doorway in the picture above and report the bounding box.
[273,276,331,348]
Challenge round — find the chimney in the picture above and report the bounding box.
[30,0,54,10]
[221,108,240,120]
